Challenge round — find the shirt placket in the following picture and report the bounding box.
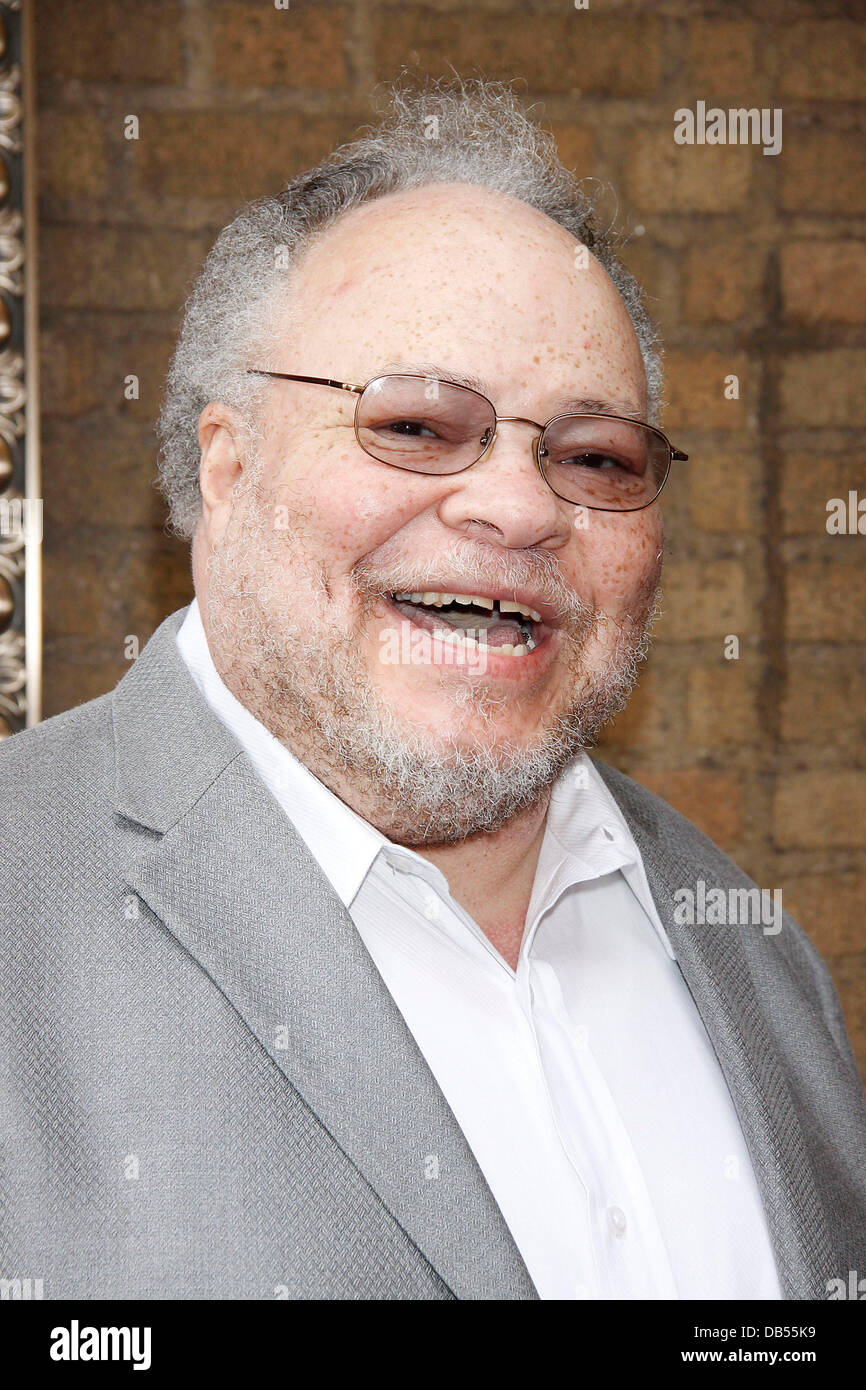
[521,954,679,1300]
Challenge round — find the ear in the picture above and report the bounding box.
[197,401,252,542]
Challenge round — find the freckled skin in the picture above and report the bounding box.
[192,183,664,964]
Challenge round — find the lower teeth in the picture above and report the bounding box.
[432,628,535,657]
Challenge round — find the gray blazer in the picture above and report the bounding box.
[1,607,865,1300]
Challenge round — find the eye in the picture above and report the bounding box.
[559,449,638,475]
[378,418,441,438]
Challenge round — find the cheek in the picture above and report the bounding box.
[344,488,410,529]
[274,448,439,568]
[579,514,663,608]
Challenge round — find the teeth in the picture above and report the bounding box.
[431,629,533,658]
[500,599,542,622]
[392,591,539,619]
[455,593,494,609]
[434,628,478,648]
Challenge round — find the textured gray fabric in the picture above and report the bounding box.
[1,606,865,1300]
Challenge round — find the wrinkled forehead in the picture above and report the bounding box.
[282,184,646,412]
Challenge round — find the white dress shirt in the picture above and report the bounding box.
[177,599,781,1300]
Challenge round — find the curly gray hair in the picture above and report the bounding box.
[156,76,662,538]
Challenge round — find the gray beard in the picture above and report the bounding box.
[205,485,661,846]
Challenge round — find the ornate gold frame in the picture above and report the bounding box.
[0,0,40,736]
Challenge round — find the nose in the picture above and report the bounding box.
[435,419,573,550]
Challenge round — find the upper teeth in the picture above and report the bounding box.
[393,591,541,622]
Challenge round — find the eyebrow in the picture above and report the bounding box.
[377,360,646,421]
[547,395,646,422]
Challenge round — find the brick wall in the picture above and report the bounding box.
[34,0,866,1077]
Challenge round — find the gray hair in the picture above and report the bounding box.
[156,76,663,538]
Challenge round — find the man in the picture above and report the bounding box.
[2,79,864,1301]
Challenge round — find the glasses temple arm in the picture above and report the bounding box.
[245,370,363,395]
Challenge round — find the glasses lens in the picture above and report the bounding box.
[540,416,670,510]
[356,376,494,474]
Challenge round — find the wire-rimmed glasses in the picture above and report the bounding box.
[246,370,688,513]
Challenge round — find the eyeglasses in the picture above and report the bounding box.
[245,370,688,513]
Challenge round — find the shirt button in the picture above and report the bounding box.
[422,892,440,921]
[608,1205,627,1237]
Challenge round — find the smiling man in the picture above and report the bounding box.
[2,79,865,1302]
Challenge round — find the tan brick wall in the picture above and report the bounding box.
[33,0,866,1081]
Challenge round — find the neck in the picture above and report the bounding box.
[408,792,552,970]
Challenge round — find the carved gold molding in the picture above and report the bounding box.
[0,0,40,737]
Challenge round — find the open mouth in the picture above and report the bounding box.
[387,590,546,658]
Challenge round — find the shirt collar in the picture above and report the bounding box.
[175,598,674,958]
[523,760,676,959]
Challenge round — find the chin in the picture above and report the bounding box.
[384,689,557,754]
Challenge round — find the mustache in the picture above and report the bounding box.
[351,537,599,633]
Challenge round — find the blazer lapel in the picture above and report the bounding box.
[113,610,537,1301]
[593,757,836,1299]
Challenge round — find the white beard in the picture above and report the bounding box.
[205,478,661,846]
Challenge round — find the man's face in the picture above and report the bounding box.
[197,183,663,844]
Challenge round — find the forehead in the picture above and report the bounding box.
[283,183,646,410]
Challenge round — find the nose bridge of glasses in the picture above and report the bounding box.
[477,414,546,465]
[494,414,546,433]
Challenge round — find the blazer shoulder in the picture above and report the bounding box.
[0,690,116,821]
